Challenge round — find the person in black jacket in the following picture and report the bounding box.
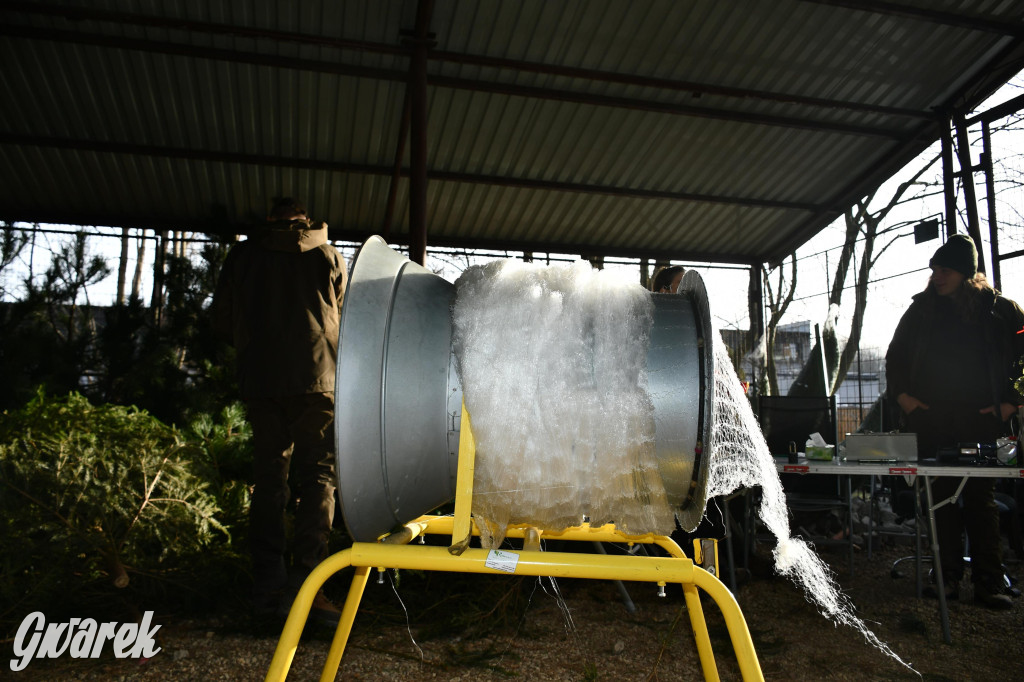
[886,233,1024,609]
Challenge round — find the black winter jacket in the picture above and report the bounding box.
[886,286,1024,416]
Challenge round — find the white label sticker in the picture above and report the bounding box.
[485,549,520,574]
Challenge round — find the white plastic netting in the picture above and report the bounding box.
[452,259,675,548]
[452,259,915,672]
[706,329,915,672]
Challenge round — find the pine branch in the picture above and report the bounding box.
[117,447,180,554]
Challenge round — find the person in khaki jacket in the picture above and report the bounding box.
[212,197,348,625]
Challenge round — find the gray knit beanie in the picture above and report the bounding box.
[929,234,977,278]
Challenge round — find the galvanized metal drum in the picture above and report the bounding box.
[334,236,462,544]
[335,237,714,542]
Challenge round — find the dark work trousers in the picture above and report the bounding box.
[929,476,1002,581]
[904,401,1006,583]
[247,392,337,596]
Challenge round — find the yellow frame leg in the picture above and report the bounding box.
[265,549,350,682]
[684,582,720,682]
[448,404,477,555]
[266,403,763,681]
[320,565,370,681]
[693,564,762,679]
[264,530,763,682]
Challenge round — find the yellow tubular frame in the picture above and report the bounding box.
[265,406,764,682]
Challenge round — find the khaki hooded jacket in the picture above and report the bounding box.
[212,219,348,399]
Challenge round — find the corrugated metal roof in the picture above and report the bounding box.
[1,0,1023,264]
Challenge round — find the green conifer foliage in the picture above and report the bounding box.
[0,391,237,626]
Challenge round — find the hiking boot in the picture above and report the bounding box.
[251,589,289,629]
[923,568,959,600]
[923,581,959,601]
[309,591,342,628]
[974,580,1013,610]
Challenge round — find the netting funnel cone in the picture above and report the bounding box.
[335,236,462,542]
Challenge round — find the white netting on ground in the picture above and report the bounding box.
[452,259,914,672]
[452,260,675,548]
[705,330,915,672]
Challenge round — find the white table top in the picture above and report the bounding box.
[774,457,1024,479]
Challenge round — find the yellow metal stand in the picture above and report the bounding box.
[265,407,764,682]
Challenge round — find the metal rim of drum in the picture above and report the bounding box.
[334,236,461,542]
[645,270,715,531]
[676,270,715,530]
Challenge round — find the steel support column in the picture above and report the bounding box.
[982,120,1001,289]
[953,113,986,273]
[151,229,167,326]
[381,91,411,242]
[404,0,434,266]
[748,265,765,398]
[940,120,957,240]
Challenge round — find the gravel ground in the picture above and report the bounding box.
[11,536,1024,681]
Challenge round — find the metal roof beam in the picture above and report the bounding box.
[2,1,937,122]
[798,0,1024,38]
[0,24,914,139]
[0,212,762,265]
[353,232,763,266]
[425,73,907,138]
[0,0,406,55]
[965,91,1024,126]
[0,133,823,213]
[426,49,936,121]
